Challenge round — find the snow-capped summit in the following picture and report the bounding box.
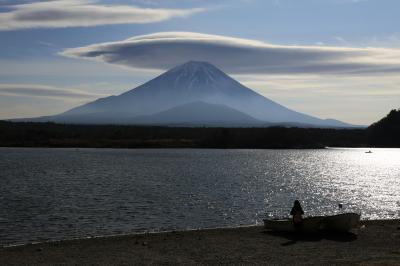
[166,61,226,90]
[30,61,355,127]
[120,60,253,97]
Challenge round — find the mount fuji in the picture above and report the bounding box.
[28,61,355,127]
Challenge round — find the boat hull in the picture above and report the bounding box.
[264,213,361,233]
[322,213,360,232]
[263,216,324,233]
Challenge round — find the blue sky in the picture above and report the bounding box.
[1,0,399,124]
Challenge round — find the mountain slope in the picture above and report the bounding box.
[31,61,354,127]
[131,101,264,126]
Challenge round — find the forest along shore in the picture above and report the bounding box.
[1,220,399,265]
[2,109,399,148]
[0,121,368,148]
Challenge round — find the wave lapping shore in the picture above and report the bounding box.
[1,220,399,265]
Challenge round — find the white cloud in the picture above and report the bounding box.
[61,31,400,76]
[0,83,106,100]
[0,0,205,31]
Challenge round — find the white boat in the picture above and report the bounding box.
[264,213,361,233]
[263,216,324,233]
[322,213,361,232]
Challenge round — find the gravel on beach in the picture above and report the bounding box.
[1,220,400,265]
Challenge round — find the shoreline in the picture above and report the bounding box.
[2,219,399,265]
[0,146,391,151]
[3,219,396,249]
[1,223,262,249]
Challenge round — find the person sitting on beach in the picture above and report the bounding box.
[290,200,304,229]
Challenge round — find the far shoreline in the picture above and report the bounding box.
[1,121,381,149]
[0,145,396,150]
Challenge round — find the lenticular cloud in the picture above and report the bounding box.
[61,32,400,76]
[0,1,204,30]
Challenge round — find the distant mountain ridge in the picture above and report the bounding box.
[21,61,358,128]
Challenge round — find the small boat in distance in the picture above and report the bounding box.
[264,213,361,233]
[365,150,373,153]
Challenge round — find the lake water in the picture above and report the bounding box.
[1,148,399,246]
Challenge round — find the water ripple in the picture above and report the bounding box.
[1,147,399,246]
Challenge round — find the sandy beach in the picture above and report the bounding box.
[1,219,399,265]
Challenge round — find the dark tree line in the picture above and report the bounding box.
[0,121,366,148]
[0,109,398,148]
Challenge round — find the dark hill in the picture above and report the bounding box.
[367,109,400,147]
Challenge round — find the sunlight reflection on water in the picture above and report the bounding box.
[1,147,399,246]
